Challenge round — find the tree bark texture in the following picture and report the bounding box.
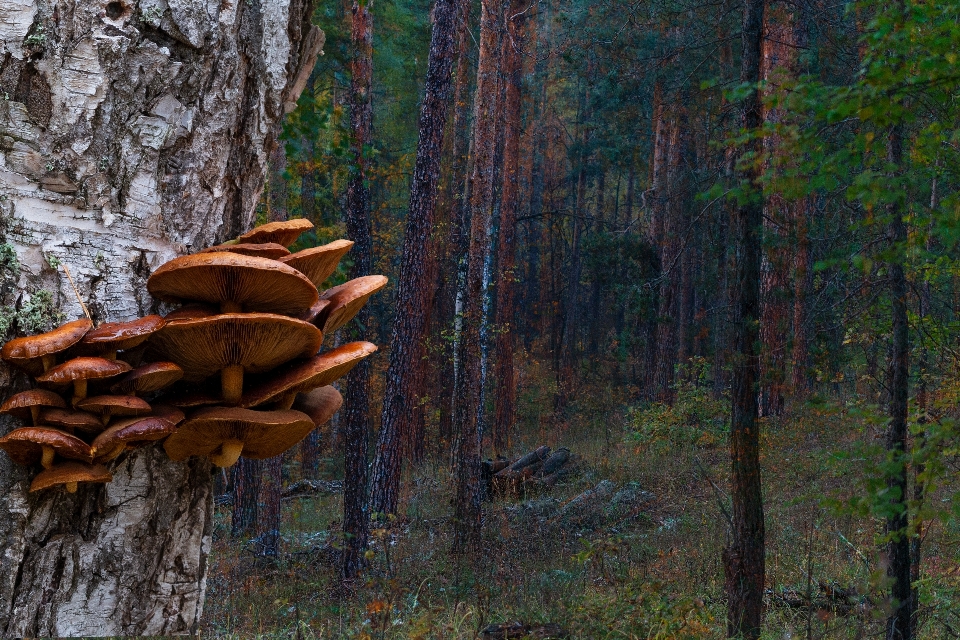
[491,5,525,455]
[724,0,766,636]
[232,457,261,537]
[341,0,374,581]
[0,0,321,635]
[369,0,464,518]
[453,0,504,550]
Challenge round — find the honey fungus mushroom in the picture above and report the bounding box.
[317,275,388,334]
[76,395,152,425]
[278,239,354,289]
[30,461,111,493]
[91,415,180,463]
[0,427,93,469]
[149,313,323,404]
[110,362,184,396]
[234,218,314,247]
[0,389,67,426]
[36,357,131,405]
[0,318,92,375]
[38,407,107,436]
[240,341,377,409]
[293,386,344,429]
[146,252,318,315]
[75,315,165,360]
[198,242,291,260]
[163,407,315,467]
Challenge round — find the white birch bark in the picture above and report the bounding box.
[0,0,322,634]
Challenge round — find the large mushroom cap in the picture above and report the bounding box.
[240,342,377,408]
[38,407,105,435]
[235,219,314,247]
[163,407,315,467]
[0,318,92,375]
[293,386,344,427]
[30,461,111,493]
[278,239,354,289]
[91,415,179,463]
[110,362,184,395]
[317,275,388,334]
[0,389,68,424]
[146,252,319,315]
[149,404,186,426]
[198,242,291,260]
[76,395,152,425]
[76,315,165,357]
[0,427,93,466]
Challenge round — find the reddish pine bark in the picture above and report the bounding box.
[790,200,812,395]
[232,457,261,537]
[341,0,374,582]
[369,0,465,518]
[259,457,283,556]
[724,0,766,635]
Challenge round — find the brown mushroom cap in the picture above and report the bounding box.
[240,342,377,408]
[0,427,93,466]
[38,407,105,435]
[293,386,344,427]
[146,252,319,315]
[76,315,165,356]
[317,275,388,334]
[110,362,184,395]
[163,304,218,322]
[154,388,222,409]
[163,407,315,467]
[30,461,111,493]
[91,416,178,462]
[198,242,291,260]
[0,318,92,375]
[235,218,314,247]
[0,389,68,423]
[37,357,132,386]
[149,404,186,426]
[278,239,354,289]
[76,395,152,425]
[298,299,332,325]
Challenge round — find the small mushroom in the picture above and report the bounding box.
[76,395,152,425]
[110,362,184,396]
[91,415,179,463]
[292,386,344,428]
[150,313,323,404]
[0,389,68,426]
[36,357,131,405]
[0,318,92,375]
[38,407,105,436]
[278,239,354,289]
[163,407,315,467]
[30,461,111,493]
[147,252,319,315]
[298,299,332,326]
[198,242,291,260]
[75,315,165,360]
[163,304,218,322]
[0,427,93,469]
[317,275,388,334]
[234,218,314,247]
[239,341,377,409]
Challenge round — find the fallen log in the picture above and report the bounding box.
[534,448,570,478]
[501,445,551,474]
[281,479,343,500]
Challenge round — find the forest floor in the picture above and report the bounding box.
[201,361,960,639]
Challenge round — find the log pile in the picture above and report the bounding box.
[486,445,574,497]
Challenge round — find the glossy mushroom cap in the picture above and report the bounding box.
[76,395,152,425]
[235,218,314,247]
[163,304,218,322]
[76,315,165,358]
[0,318,92,375]
[240,342,377,409]
[149,313,323,403]
[146,252,319,315]
[298,299,332,326]
[0,427,93,467]
[278,239,354,289]
[198,242,291,260]
[317,275,388,334]
[163,407,315,467]
[0,389,68,425]
[149,404,186,426]
[91,415,179,463]
[293,386,344,427]
[38,407,106,435]
[36,357,131,404]
[30,461,111,493]
[110,362,184,395]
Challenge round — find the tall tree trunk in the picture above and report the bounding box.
[341,0,375,582]
[724,0,766,635]
[492,4,525,455]
[232,457,261,537]
[453,0,505,550]
[790,200,812,396]
[0,0,322,634]
[370,0,464,518]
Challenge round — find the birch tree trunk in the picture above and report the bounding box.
[0,1,322,634]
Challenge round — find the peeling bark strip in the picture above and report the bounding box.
[0,0,322,635]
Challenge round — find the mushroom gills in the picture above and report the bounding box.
[210,439,244,467]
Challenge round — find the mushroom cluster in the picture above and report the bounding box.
[0,219,385,491]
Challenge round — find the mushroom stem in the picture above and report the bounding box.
[41,354,56,372]
[103,350,118,361]
[221,365,244,404]
[65,482,78,493]
[30,406,40,426]
[40,445,55,469]
[101,408,112,426]
[100,443,126,463]
[210,439,244,467]
[275,393,297,411]
[221,301,242,314]
[73,379,88,405]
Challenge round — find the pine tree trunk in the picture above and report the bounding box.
[0,0,322,634]
[370,0,464,518]
[232,457,262,537]
[724,0,766,635]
